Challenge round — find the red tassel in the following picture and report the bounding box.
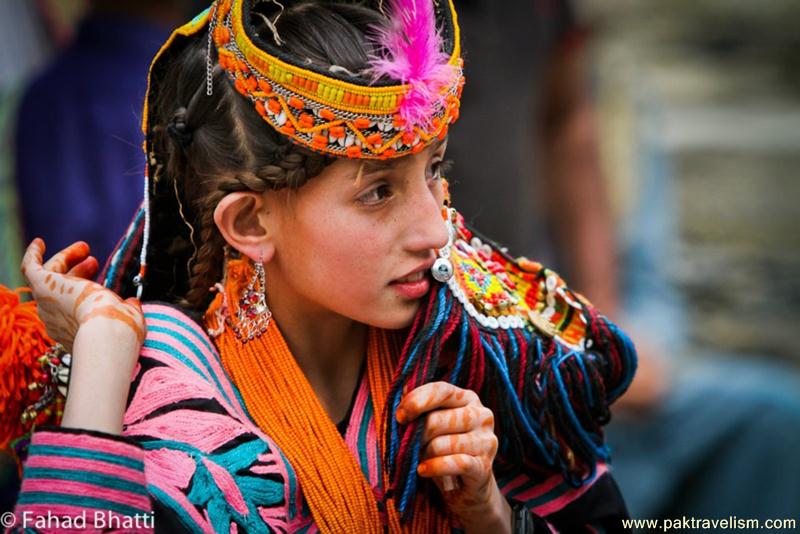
[0,285,59,453]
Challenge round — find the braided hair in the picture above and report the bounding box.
[145,2,385,310]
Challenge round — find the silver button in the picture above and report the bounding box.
[431,257,454,282]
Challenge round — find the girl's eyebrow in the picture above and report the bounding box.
[362,138,448,173]
[363,159,400,172]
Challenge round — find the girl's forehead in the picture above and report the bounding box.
[315,137,448,187]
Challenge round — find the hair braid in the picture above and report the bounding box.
[183,189,228,309]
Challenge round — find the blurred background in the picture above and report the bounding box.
[587,0,800,365]
[1,0,798,529]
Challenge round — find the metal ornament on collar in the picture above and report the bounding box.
[233,259,272,342]
[431,207,456,283]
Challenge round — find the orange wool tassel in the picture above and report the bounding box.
[0,286,61,453]
[204,260,450,533]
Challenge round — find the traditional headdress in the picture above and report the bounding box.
[210,0,463,159]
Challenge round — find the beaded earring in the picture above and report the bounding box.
[233,260,272,342]
[431,207,456,283]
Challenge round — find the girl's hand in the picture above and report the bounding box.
[20,238,145,352]
[22,239,146,434]
[397,382,512,534]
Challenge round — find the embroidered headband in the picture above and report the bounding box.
[209,0,464,159]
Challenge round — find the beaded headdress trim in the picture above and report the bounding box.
[210,0,464,159]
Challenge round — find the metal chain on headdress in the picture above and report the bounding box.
[207,2,218,96]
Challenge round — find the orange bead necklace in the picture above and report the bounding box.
[205,259,450,533]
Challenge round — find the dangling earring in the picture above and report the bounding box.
[233,259,272,342]
[431,207,455,283]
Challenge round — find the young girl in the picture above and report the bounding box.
[6,0,636,532]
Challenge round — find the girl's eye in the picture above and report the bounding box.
[357,184,392,205]
[429,159,453,181]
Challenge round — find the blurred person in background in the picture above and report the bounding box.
[13,0,194,272]
[0,0,75,514]
[0,0,54,289]
[448,0,800,526]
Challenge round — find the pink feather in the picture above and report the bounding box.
[370,0,457,131]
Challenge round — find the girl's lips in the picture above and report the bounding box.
[390,275,431,299]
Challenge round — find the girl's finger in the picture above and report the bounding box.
[43,241,90,274]
[66,256,100,279]
[20,238,46,282]
[124,297,142,312]
[424,432,497,459]
[422,405,493,445]
[431,475,461,494]
[397,382,480,423]
[417,454,486,485]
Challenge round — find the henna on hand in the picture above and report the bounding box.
[21,239,145,352]
[397,382,510,533]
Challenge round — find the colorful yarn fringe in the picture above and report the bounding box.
[100,203,145,294]
[382,232,637,521]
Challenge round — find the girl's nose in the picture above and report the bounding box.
[403,182,449,253]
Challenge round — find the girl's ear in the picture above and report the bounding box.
[213,191,276,263]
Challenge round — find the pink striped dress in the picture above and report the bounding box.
[10,304,628,533]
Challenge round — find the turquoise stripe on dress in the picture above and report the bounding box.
[146,324,233,400]
[24,467,148,496]
[27,445,144,471]
[142,337,208,380]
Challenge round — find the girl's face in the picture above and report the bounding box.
[263,140,449,329]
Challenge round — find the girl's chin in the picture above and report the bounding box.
[363,302,422,331]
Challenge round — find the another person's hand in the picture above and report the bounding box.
[614,333,671,413]
[397,382,511,534]
[20,238,144,352]
[21,238,145,434]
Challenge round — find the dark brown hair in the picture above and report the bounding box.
[146,2,385,310]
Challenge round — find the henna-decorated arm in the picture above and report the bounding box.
[21,239,146,435]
